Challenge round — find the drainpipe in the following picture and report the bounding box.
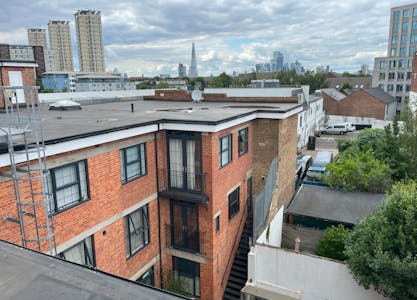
[154,123,164,288]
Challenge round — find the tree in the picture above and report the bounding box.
[316,225,350,260]
[155,81,169,89]
[356,128,385,153]
[340,83,352,91]
[136,82,149,89]
[324,151,391,193]
[211,72,232,87]
[345,181,417,299]
[41,88,54,93]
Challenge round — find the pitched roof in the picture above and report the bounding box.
[361,88,396,104]
[320,88,346,101]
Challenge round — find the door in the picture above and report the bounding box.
[168,136,201,191]
[8,71,25,103]
[171,201,199,252]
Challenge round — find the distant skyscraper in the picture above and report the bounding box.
[361,64,369,75]
[27,28,47,49]
[189,42,198,78]
[48,20,73,71]
[75,10,105,72]
[272,51,284,71]
[178,63,187,77]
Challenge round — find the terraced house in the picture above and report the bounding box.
[0,85,302,299]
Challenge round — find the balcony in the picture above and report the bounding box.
[165,224,207,255]
[158,169,209,204]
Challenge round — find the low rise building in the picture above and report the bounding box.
[0,88,302,299]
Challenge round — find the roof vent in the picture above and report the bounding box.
[49,100,82,111]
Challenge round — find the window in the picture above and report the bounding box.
[398,72,405,79]
[404,9,410,18]
[120,143,147,183]
[413,22,417,30]
[403,22,409,31]
[394,11,400,19]
[215,215,220,232]
[380,60,386,69]
[59,236,95,268]
[219,134,232,167]
[402,35,407,44]
[392,35,398,44]
[414,8,417,17]
[228,187,240,220]
[410,46,415,56]
[172,257,200,297]
[391,48,397,56]
[407,72,412,79]
[396,96,402,103]
[48,160,89,214]
[406,84,411,92]
[409,59,414,68]
[378,84,385,90]
[387,84,394,91]
[388,72,395,79]
[389,60,396,69]
[399,59,406,68]
[400,47,406,56]
[397,84,403,92]
[238,128,248,156]
[125,205,150,258]
[136,266,154,286]
[393,22,399,33]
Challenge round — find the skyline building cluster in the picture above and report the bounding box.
[27,10,105,73]
[178,42,198,78]
[255,51,305,74]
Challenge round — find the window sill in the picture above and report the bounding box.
[219,161,232,169]
[121,173,147,185]
[126,242,150,260]
[48,198,90,216]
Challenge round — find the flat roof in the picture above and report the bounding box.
[0,97,302,144]
[286,184,385,225]
[0,240,188,300]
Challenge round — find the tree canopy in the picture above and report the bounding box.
[210,72,233,88]
[316,225,350,261]
[345,181,417,299]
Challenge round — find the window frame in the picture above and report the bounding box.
[125,205,150,258]
[228,187,240,220]
[120,143,147,184]
[238,127,249,157]
[215,215,220,233]
[136,266,155,286]
[219,134,232,168]
[48,160,90,214]
[58,236,95,268]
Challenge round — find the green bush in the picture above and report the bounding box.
[316,225,350,260]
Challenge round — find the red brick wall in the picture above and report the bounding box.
[0,134,161,287]
[0,65,38,108]
[323,90,386,120]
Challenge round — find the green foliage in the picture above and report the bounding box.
[41,88,54,93]
[155,81,169,89]
[274,70,328,93]
[316,225,350,260]
[337,138,355,153]
[340,83,352,90]
[345,181,417,299]
[211,72,233,87]
[136,83,149,89]
[62,86,67,92]
[166,270,189,297]
[324,151,391,193]
[356,128,385,152]
[191,77,206,89]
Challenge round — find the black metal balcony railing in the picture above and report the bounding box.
[158,169,207,193]
[165,224,206,256]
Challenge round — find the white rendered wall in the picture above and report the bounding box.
[257,205,283,247]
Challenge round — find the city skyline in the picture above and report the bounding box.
[0,0,414,76]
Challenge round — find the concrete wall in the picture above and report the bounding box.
[257,205,283,247]
[327,115,401,129]
[247,245,387,300]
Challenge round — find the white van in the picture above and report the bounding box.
[335,123,356,132]
[320,124,348,135]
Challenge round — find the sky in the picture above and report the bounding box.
[0,0,415,77]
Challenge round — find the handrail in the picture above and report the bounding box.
[221,201,248,287]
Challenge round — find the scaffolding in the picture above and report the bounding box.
[0,86,56,255]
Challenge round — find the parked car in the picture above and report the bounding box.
[320,124,348,135]
[335,123,356,132]
[305,151,333,182]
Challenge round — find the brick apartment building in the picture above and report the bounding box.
[0,88,301,299]
[322,88,397,121]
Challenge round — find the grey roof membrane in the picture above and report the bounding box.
[361,88,396,104]
[286,184,385,224]
[0,240,188,300]
[0,97,301,143]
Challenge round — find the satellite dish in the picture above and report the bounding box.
[191,90,203,102]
